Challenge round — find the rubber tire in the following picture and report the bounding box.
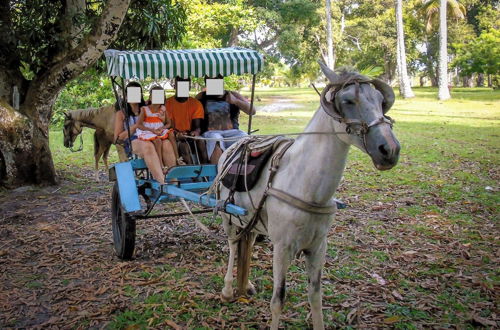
[111,182,136,260]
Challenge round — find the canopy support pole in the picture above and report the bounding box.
[247,74,256,135]
[120,77,133,156]
[109,76,133,158]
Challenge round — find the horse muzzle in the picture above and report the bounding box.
[365,125,400,171]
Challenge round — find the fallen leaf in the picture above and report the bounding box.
[371,273,387,285]
[237,297,250,304]
[472,315,497,327]
[392,290,403,300]
[384,316,402,324]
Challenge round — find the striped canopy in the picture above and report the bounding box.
[104,48,264,80]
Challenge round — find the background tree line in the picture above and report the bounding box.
[0,0,498,187]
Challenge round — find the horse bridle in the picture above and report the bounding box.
[64,119,84,152]
[320,80,394,138]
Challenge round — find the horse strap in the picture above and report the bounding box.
[232,139,294,241]
[266,188,336,214]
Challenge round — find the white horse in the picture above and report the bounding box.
[217,64,401,329]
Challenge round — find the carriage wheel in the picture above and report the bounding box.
[111,182,136,260]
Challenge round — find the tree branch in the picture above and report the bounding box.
[24,0,130,114]
[0,0,26,100]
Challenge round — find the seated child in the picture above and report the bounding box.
[136,86,177,172]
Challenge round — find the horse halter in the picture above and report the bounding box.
[320,80,394,137]
[64,120,84,152]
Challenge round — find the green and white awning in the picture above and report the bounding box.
[104,47,264,80]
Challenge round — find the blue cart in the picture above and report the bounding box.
[105,48,264,259]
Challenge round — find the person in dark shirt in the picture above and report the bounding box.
[196,86,255,164]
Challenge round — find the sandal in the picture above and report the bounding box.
[162,166,169,175]
[177,157,186,165]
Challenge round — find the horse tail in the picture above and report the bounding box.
[236,231,255,297]
[93,132,99,159]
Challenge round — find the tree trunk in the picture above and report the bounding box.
[0,101,56,187]
[420,76,425,87]
[462,75,472,87]
[325,0,334,69]
[476,73,484,87]
[0,0,130,187]
[438,0,450,100]
[395,0,415,98]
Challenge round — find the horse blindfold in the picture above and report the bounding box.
[320,79,395,120]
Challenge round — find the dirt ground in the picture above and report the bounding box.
[0,169,498,329]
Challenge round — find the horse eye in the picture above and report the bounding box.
[342,99,355,105]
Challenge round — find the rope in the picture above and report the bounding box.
[180,130,349,143]
[179,198,211,234]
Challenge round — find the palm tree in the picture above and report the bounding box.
[325,0,334,69]
[422,0,466,100]
[395,0,415,98]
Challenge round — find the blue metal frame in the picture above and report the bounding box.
[111,161,247,217]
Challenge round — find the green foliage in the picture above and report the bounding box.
[7,0,188,80]
[52,70,115,126]
[452,29,500,79]
[114,0,187,50]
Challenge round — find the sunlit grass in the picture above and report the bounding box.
[49,87,499,328]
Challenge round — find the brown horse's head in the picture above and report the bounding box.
[319,63,400,170]
[63,113,82,148]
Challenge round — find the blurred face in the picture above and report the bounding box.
[150,88,165,105]
[127,86,141,104]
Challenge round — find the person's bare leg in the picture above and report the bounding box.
[168,133,180,160]
[197,140,208,164]
[210,143,223,164]
[132,140,164,184]
[161,140,177,168]
[178,141,193,164]
[153,139,164,169]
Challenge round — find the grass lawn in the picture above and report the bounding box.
[47,87,499,328]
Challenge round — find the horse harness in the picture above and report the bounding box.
[220,80,395,240]
[320,78,394,149]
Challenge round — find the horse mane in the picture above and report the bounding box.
[68,106,113,121]
[329,67,372,87]
[68,107,100,121]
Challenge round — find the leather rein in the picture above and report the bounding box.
[253,82,396,216]
[225,81,396,240]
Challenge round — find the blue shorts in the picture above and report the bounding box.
[202,129,247,158]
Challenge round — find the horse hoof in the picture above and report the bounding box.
[221,293,233,303]
[247,285,257,296]
[245,281,257,296]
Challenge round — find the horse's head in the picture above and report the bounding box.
[319,63,400,170]
[63,113,82,148]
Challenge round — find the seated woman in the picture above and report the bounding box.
[196,78,255,164]
[114,82,176,184]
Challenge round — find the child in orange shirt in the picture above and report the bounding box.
[136,86,179,172]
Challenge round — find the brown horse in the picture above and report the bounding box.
[63,105,127,180]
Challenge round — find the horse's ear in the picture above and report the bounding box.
[318,61,339,84]
[371,79,395,113]
[320,85,343,120]
[63,112,70,119]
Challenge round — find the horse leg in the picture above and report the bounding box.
[304,239,327,330]
[115,144,127,162]
[221,238,238,301]
[103,142,111,171]
[270,244,292,330]
[93,133,100,181]
[236,231,258,297]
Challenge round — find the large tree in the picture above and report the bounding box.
[421,0,465,96]
[395,0,415,97]
[0,0,186,187]
[0,0,131,187]
[438,0,451,99]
